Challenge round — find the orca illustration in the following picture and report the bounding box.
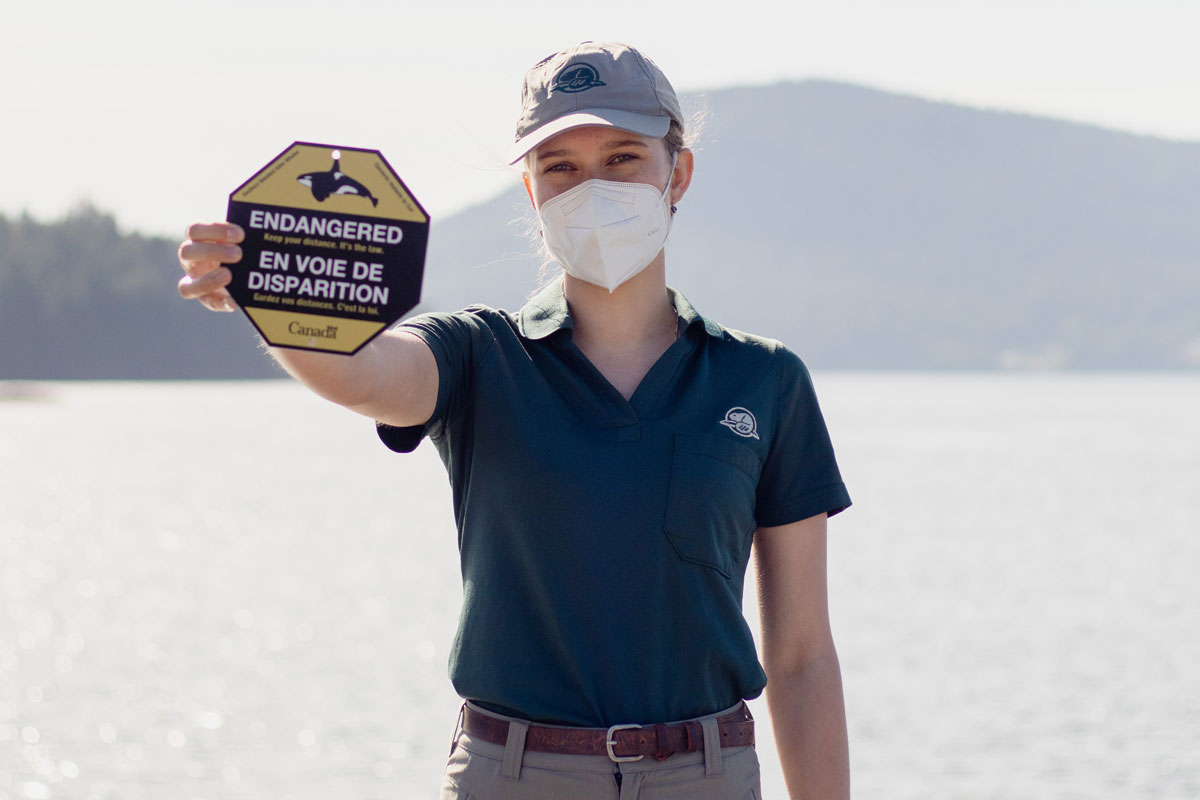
[297,158,379,207]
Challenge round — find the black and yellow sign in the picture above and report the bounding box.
[224,142,429,354]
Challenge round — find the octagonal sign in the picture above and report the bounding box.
[224,142,429,354]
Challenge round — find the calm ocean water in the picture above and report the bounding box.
[1,375,1198,800]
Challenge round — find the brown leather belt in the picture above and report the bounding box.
[461,703,755,763]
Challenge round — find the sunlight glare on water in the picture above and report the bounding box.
[1,376,1198,799]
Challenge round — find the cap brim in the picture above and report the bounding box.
[507,110,672,165]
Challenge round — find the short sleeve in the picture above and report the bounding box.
[375,308,496,453]
[754,348,851,527]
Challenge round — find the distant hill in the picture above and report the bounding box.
[424,81,1200,370]
[0,206,277,379]
[2,80,1197,379]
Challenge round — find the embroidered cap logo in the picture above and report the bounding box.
[720,407,760,440]
[552,62,606,93]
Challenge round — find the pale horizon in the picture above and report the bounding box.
[6,0,1198,238]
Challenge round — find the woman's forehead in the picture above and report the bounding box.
[534,126,657,158]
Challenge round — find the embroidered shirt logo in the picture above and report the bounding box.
[719,407,760,439]
[552,62,606,93]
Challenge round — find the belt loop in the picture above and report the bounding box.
[449,703,465,757]
[700,715,724,777]
[653,723,673,761]
[500,718,530,780]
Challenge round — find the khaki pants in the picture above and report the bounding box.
[441,702,762,800]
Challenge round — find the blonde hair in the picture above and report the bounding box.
[664,119,687,157]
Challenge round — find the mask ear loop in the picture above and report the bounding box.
[665,152,679,215]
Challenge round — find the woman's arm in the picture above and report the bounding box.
[754,513,850,800]
[177,222,438,427]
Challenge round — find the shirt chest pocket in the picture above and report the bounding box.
[664,434,764,579]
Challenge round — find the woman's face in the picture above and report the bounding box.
[524,126,689,210]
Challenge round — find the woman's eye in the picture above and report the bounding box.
[545,162,572,173]
[609,153,637,165]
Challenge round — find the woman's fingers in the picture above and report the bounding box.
[178,222,244,275]
[185,222,244,245]
[178,240,243,275]
[178,266,234,308]
[178,222,245,312]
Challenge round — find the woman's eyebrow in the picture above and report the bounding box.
[536,139,650,160]
[605,139,649,150]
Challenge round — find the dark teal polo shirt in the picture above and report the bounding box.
[378,281,850,727]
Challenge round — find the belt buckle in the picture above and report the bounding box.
[606,724,644,762]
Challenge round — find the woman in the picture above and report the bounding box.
[179,41,851,800]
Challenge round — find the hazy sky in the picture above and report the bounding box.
[6,0,1198,238]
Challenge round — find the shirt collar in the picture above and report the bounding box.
[516,280,724,341]
[516,280,573,340]
[669,287,725,339]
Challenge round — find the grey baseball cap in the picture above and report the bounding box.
[508,42,683,165]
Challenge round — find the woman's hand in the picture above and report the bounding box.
[174,219,437,427]
[177,222,244,312]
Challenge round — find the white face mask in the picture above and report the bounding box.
[536,163,675,293]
